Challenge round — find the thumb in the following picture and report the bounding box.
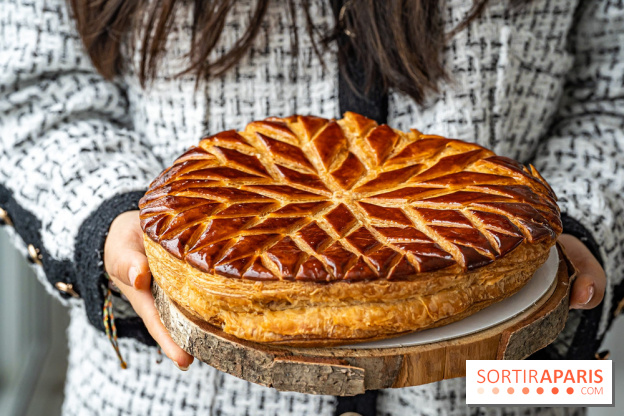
[104,211,152,290]
[559,234,606,310]
[109,249,152,290]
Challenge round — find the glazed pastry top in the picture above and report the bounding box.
[139,112,561,282]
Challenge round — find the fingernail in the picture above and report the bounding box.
[129,266,140,287]
[582,284,595,305]
[173,361,189,371]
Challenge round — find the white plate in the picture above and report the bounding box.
[341,245,559,349]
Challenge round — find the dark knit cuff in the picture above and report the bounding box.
[335,390,378,416]
[560,212,604,267]
[0,184,76,297]
[531,213,606,360]
[74,190,154,345]
[560,213,609,359]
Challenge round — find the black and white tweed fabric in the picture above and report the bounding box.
[0,0,622,415]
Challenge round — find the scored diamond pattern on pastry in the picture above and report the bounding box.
[140,112,561,282]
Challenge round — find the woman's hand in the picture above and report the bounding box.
[559,234,606,310]
[104,210,194,370]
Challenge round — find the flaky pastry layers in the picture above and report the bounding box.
[139,112,562,346]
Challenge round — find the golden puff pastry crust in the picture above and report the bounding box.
[139,112,562,346]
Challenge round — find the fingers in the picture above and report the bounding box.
[104,211,193,369]
[123,287,194,369]
[559,234,606,310]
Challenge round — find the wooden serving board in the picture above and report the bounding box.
[153,244,575,396]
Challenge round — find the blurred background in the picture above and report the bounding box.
[0,229,68,415]
[0,227,621,415]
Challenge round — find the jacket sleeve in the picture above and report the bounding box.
[532,0,624,356]
[0,0,162,342]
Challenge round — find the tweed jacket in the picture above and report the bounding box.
[1,0,623,415]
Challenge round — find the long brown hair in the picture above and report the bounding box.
[68,0,526,105]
